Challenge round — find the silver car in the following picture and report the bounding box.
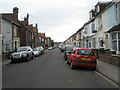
[33,48,41,57]
[37,46,44,54]
[10,46,34,63]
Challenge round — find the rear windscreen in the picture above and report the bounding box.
[77,49,94,56]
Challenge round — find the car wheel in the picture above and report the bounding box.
[71,62,75,69]
[92,67,96,70]
[32,54,34,59]
[65,56,67,61]
[11,59,15,63]
[26,56,30,62]
[67,61,69,64]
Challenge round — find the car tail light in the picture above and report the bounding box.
[92,56,96,60]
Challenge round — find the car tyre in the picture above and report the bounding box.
[67,61,69,64]
[11,59,15,63]
[71,62,75,69]
[26,56,30,62]
[65,56,67,61]
[32,54,34,59]
[92,67,96,70]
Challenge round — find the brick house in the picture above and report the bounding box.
[20,14,39,48]
[31,24,39,48]
[2,7,21,53]
[1,7,40,55]
[38,33,46,48]
[46,37,52,48]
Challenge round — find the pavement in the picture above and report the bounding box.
[96,59,119,86]
[2,57,120,86]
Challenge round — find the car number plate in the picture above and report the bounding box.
[82,58,91,60]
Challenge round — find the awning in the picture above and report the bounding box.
[107,24,120,33]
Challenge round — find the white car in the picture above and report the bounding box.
[37,46,44,54]
[10,46,34,63]
[48,47,53,50]
[33,48,41,57]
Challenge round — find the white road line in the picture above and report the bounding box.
[95,71,119,88]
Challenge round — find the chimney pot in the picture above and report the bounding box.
[13,7,19,19]
[13,7,19,13]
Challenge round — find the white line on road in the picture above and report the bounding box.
[95,71,119,88]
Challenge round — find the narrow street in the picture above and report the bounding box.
[2,49,117,88]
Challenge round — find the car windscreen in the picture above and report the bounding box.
[17,47,27,52]
[77,49,94,56]
[33,48,39,51]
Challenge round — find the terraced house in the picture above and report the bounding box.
[1,7,40,57]
[64,1,120,54]
[0,14,2,55]
[2,7,21,53]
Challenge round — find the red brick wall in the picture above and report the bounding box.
[99,52,120,66]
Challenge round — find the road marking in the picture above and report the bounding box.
[95,71,119,88]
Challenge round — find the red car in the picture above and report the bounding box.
[67,48,97,70]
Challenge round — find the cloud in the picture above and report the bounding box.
[0,0,112,42]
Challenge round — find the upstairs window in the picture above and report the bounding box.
[98,15,102,30]
[115,2,120,24]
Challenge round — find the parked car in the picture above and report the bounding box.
[60,45,66,52]
[48,47,53,50]
[37,46,44,54]
[10,46,34,63]
[67,48,97,70]
[33,48,41,57]
[64,45,78,60]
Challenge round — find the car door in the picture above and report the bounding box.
[71,49,76,62]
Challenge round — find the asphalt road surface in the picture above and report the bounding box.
[2,48,118,88]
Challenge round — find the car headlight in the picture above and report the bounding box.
[22,53,27,57]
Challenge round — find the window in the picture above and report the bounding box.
[118,32,120,39]
[115,2,120,23]
[83,42,85,48]
[111,33,117,51]
[112,33,116,40]
[112,41,117,51]
[42,38,44,43]
[99,39,104,47]
[89,41,92,48]
[118,32,120,51]
[91,22,95,33]
[92,38,96,48]
[98,15,102,30]
[13,27,17,36]
[17,28,20,37]
[118,40,120,51]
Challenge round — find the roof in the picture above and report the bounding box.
[32,27,38,32]
[38,33,46,38]
[2,13,21,27]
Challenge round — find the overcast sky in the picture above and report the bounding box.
[0,0,111,42]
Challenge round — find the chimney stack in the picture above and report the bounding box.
[27,13,29,21]
[36,23,38,28]
[13,7,19,19]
